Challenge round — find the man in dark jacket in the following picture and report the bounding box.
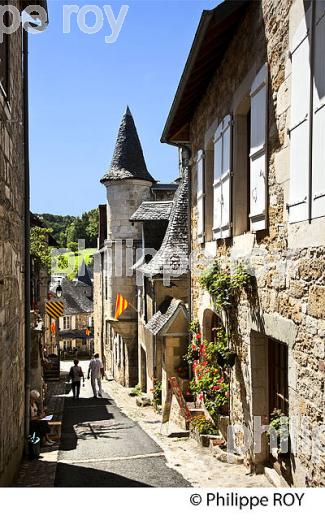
[69,359,85,399]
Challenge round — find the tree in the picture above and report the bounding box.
[30,227,52,272]
[67,241,78,253]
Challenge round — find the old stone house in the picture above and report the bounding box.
[131,152,190,405]
[161,0,325,486]
[58,265,94,357]
[0,1,48,486]
[93,107,181,387]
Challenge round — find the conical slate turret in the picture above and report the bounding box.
[101,107,155,183]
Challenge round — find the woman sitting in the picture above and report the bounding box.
[30,389,55,447]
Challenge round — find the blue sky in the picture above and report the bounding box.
[29,0,218,216]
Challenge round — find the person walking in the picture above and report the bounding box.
[69,359,85,399]
[88,353,104,398]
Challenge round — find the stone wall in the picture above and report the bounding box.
[0,9,26,485]
[188,0,324,486]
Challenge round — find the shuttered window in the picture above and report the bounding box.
[312,3,325,219]
[213,115,232,239]
[197,149,205,243]
[288,10,311,223]
[249,64,268,231]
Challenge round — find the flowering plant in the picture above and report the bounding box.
[184,320,202,364]
[190,361,229,409]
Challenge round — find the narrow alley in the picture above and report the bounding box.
[54,361,190,487]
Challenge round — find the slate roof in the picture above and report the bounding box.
[130,201,173,222]
[145,297,188,336]
[61,278,93,315]
[141,167,189,277]
[77,261,92,286]
[101,107,156,184]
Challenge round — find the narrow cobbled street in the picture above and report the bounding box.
[16,361,269,488]
[55,362,190,487]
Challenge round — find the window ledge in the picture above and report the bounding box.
[288,216,325,249]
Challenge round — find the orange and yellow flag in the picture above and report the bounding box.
[115,293,129,319]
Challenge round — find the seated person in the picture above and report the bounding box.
[30,389,55,447]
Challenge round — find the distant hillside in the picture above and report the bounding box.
[37,209,99,249]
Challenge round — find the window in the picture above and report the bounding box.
[289,2,325,222]
[196,150,205,243]
[0,2,9,98]
[213,115,232,239]
[268,339,288,417]
[63,316,71,330]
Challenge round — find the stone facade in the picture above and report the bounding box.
[163,0,325,486]
[0,3,26,486]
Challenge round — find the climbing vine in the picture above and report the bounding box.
[199,261,251,311]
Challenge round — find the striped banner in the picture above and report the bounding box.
[115,293,129,319]
[46,300,64,319]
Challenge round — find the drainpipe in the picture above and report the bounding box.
[181,146,192,320]
[23,27,31,447]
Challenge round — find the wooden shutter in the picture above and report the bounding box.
[213,115,232,239]
[312,3,325,219]
[197,149,205,243]
[249,63,268,231]
[288,11,311,223]
[213,122,223,239]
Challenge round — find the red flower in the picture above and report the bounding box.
[192,344,197,350]
[196,333,201,339]
[199,393,204,401]
[212,385,221,391]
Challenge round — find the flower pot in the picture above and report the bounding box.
[200,434,210,448]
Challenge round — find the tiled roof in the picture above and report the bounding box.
[145,297,188,336]
[61,278,93,315]
[101,107,155,184]
[130,201,173,222]
[141,167,189,277]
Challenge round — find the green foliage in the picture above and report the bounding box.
[267,409,289,446]
[190,415,218,435]
[199,261,251,311]
[205,328,231,365]
[152,380,162,406]
[133,383,142,396]
[36,208,99,248]
[67,241,78,253]
[190,360,229,411]
[30,226,52,272]
[57,254,68,270]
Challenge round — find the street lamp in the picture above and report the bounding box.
[56,283,62,299]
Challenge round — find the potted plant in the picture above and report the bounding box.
[267,409,290,458]
[190,415,219,447]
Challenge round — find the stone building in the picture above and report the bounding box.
[94,107,179,386]
[131,154,190,404]
[0,1,48,486]
[58,265,94,357]
[162,0,325,486]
